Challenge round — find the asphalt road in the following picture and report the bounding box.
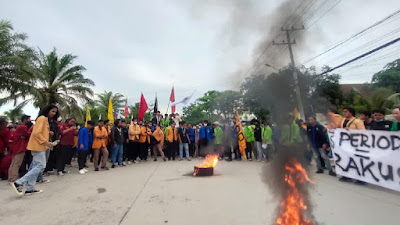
[0,158,399,225]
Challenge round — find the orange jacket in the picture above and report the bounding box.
[128,124,141,141]
[139,126,152,143]
[27,116,50,152]
[327,112,343,129]
[166,127,178,143]
[340,117,365,130]
[92,126,108,149]
[153,127,164,147]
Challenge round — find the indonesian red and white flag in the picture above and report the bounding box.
[170,87,175,114]
[124,98,129,118]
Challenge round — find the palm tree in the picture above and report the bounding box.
[95,91,125,120]
[0,48,95,121]
[0,20,35,100]
[4,104,25,124]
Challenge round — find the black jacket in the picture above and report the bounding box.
[306,123,328,149]
[370,120,392,131]
[111,126,125,145]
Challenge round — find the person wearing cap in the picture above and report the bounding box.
[8,115,31,182]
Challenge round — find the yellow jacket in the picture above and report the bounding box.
[327,112,343,129]
[129,124,141,141]
[27,116,50,152]
[166,127,178,143]
[153,127,164,147]
[139,126,152,143]
[340,117,365,130]
[92,126,108,149]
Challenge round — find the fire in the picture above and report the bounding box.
[193,155,219,176]
[276,158,313,225]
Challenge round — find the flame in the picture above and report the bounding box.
[193,155,219,176]
[276,158,313,225]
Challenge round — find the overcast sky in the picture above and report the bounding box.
[1,0,399,118]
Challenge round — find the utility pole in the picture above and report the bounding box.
[273,26,305,120]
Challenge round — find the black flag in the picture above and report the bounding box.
[154,95,158,113]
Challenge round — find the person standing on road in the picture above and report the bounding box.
[110,119,125,168]
[57,118,78,176]
[199,120,213,157]
[138,121,152,161]
[152,125,166,161]
[370,109,392,131]
[187,124,195,157]
[77,121,94,174]
[166,122,179,160]
[178,121,191,161]
[360,111,373,130]
[8,115,31,182]
[11,105,59,196]
[339,107,365,184]
[92,120,109,171]
[128,118,141,164]
[253,119,263,162]
[213,122,223,157]
[243,121,255,161]
[261,122,273,161]
[306,115,335,176]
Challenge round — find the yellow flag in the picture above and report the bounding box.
[235,111,247,160]
[85,107,91,127]
[108,97,114,124]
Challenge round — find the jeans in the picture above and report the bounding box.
[112,144,123,165]
[256,141,263,160]
[179,143,189,159]
[16,151,46,192]
[312,147,331,170]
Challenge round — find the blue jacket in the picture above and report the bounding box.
[199,126,213,142]
[78,127,92,151]
[188,128,195,142]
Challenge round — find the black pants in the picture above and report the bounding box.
[78,151,88,170]
[139,142,149,160]
[245,142,253,159]
[45,146,57,172]
[19,151,32,177]
[167,142,177,160]
[233,145,240,160]
[65,146,76,165]
[189,142,195,157]
[57,145,72,172]
[224,145,232,159]
[199,140,209,157]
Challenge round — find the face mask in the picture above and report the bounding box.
[134,122,137,125]
[204,124,207,127]
[374,119,383,122]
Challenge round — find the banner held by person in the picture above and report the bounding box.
[235,111,247,160]
[329,128,400,192]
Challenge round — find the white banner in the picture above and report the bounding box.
[328,129,400,192]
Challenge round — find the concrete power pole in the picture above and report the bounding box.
[273,26,305,120]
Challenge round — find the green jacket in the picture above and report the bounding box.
[391,122,399,131]
[281,122,300,146]
[244,125,255,142]
[214,126,223,145]
[161,119,170,127]
[262,125,273,144]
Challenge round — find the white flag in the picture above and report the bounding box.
[171,92,195,106]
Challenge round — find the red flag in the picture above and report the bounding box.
[124,98,129,118]
[138,93,148,121]
[170,86,175,114]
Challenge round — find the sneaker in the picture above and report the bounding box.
[256,159,261,162]
[62,170,70,174]
[163,158,167,162]
[128,161,132,165]
[101,167,109,170]
[95,168,99,171]
[37,179,50,184]
[58,171,64,176]
[24,189,43,195]
[328,170,336,176]
[119,163,126,167]
[83,168,89,173]
[133,160,139,164]
[11,182,23,196]
[249,158,253,161]
[111,165,116,168]
[79,169,85,175]
[316,169,324,174]
[186,158,191,161]
[179,158,183,161]
[154,158,158,161]
[66,164,72,167]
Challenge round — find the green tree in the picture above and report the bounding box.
[1,48,95,121]
[372,59,400,92]
[215,90,243,120]
[95,91,125,120]
[4,104,25,124]
[0,20,35,98]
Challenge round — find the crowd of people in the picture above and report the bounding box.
[1,104,400,196]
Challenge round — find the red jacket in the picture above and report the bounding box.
[0,129,10,154]
[11,124,31,155]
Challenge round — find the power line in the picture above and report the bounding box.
[302,9,400,65]
[319,37,400,76]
